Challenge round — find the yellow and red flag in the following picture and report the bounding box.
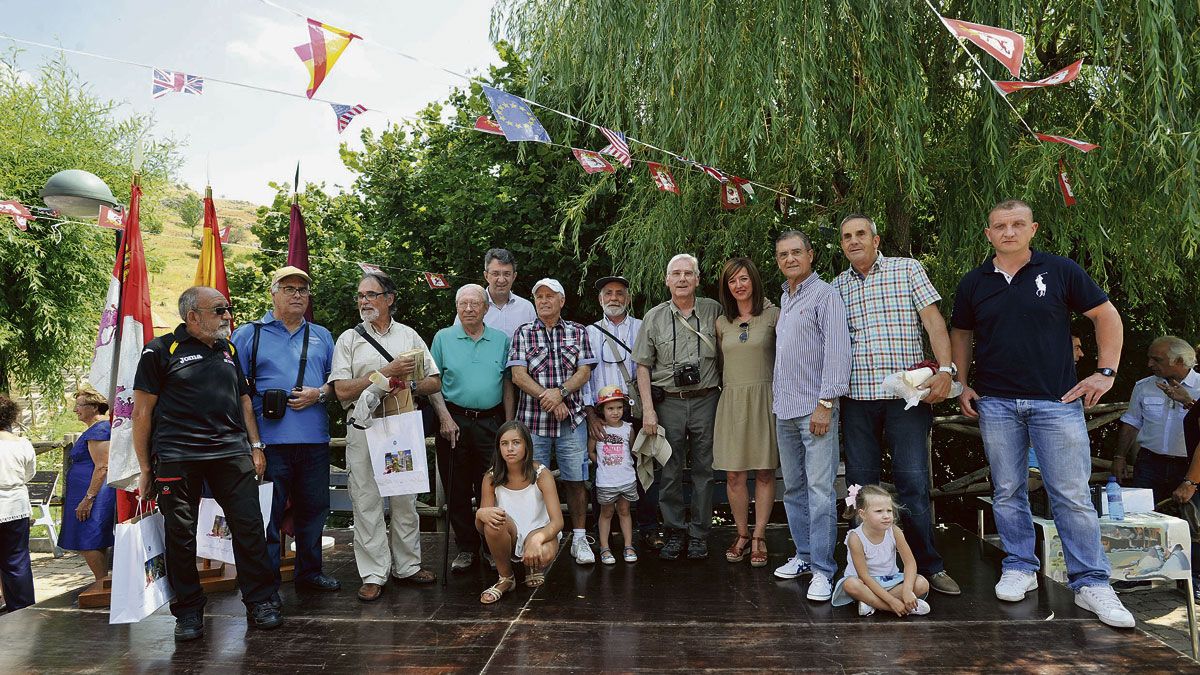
[193,187,229,300]
[294,18,360,99]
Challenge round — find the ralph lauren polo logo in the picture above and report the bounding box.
[1035,273,1047,298]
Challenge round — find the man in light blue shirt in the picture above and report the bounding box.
[770,231,851,602]
[230,266,339,593]
[455,248,537,340]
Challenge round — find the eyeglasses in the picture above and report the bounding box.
[355,291,389,301]
[667,270,697,279]
[457,300,484,309]
[278,286,310,297]
[203,306,234,316]
[739,322,750,343]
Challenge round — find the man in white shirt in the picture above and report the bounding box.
[478,248,537,340]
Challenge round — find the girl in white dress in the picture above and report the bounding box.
[831,484,931,617]
[476,421,564,604]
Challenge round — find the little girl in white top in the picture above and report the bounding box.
[831,484,931,617]
[476,421,564,604]
[588,385,639,565]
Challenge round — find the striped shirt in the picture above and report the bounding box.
[773,274,851,419]
[581,315,642,406]
[507,318,597,436]
[831,254,941,400]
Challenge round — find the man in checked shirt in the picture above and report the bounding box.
[508,278,597,564]
[831,214,962,596]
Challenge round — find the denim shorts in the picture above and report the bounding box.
[531,423,589,482]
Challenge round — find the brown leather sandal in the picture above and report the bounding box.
[725,534,751,563]
[750,537,769,568]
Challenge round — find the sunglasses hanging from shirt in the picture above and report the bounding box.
[249,322,310,420]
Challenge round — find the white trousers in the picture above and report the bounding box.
[345,426,422,584]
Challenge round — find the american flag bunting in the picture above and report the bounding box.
[330,103,367,133]
[598,127,632,168]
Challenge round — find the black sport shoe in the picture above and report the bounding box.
[296,573,341,592]
[174,613,204,642]
[686,537,709,560]
[246,601,283,630]
[659,530,685,560]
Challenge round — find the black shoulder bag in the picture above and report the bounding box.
[253,322,310,420]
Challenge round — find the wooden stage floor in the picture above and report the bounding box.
[1,524,1197,673]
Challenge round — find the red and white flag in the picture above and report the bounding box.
[88,182,153,491]
[1057,159,1077,207]
[647,162,680,194]
[940,17,1025,78]
[425,272,450,289]
[358,262,383,275]
[572,148,615,174]
[219,224,231,241]
[730,176,757,203]
[473,116,504,135]
[698,164,729,183]
[995,59,1083,95]
[720,181,746,210]
[598,127,632,168]
[98,205,124,230]
[0,200,33,231]
[1035,133,1099,153]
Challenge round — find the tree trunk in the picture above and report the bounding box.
[885,196,914,258]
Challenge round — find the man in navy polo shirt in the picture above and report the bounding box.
[950,199,1134,628]
[231,266,339,593]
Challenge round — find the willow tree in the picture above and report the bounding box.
[493,1,1198,332]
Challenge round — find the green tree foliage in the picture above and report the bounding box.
[0,52,179,392]
[176,191,202,239]
[493,1,1200,331]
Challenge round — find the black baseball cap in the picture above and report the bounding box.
[594,275,630,292]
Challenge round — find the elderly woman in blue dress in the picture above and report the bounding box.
[60,387,115,592]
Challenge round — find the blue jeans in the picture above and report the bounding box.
[1130,448,1200,582]
[531,422,589,482]
[776,411,840,578]
[841,398,944,576]
[977,397,1110,590]
[264,443,331,584]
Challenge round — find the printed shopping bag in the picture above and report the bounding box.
[109,509,173,624]
[365,409,429,497]
[195,481,273,565]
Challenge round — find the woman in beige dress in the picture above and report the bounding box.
[713,257,779,567]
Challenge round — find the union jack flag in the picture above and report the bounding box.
[330,103,367,133]
[698,164,729,183]
[151,68,204,99]
[598,127,632,168]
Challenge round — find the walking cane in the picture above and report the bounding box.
[441,442,452,588]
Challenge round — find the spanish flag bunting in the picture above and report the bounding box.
[294,18,361,99]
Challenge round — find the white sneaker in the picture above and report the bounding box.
[857,601,875,617]
[571,534,596,565]
[909,598,931,616]
[1075,585,1136,628]
[995,570,1038,601]
[773,556,812,579]
[806,573,833,601]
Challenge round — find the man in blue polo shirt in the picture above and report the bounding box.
[429,284,514,572]
[231,266,339,593]
[950,199,1134,628]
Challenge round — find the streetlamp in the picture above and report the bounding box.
[39,169,118,218]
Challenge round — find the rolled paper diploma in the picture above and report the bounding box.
[399,349,426,381]
[901,367,935,389]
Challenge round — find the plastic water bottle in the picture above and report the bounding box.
[1106,476,1125,521]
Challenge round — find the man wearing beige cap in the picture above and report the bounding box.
[231,265,340,594]
[508,278,598,563]
[329,271,443,601]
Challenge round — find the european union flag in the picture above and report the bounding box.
[481,85,551,143]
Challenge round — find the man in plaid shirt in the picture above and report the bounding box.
[831,214,961,596]
[508,278,598,564]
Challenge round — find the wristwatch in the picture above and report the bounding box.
[1184,479,1197,488]
[251,441,267,451]
[407,379,418,392]
[817,399,834,409]
[317,388,328,404]
[559,386,570,399]
[938,364,958,377]
[1096,368,1117,377]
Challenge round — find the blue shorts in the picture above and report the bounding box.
[831,572,906,606]
[531,422,589,482]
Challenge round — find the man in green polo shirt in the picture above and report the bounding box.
[429,284,515,572]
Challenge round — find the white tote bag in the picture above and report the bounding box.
[365,410,429,497]
[195,482,274,565]
[109,509,173,624]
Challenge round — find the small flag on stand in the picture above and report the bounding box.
[152,68,204,99]
[720,182,746,210]
[193,187,229,300]
[598,127,632,167]
[331,103,367,133]
[1035,133,1100,153]
[939,17,1026,77]
[98,205,124,230]
[480,85,551,143]
[994,59,1083,95]
[647,162,680,194]
[0,200,34,231]
[294,18,361,99]
[357,262,384,275]
[1057,159,1077,206]
[473,116,504,135]
[572,148,615,174]
[424,272,450,289]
